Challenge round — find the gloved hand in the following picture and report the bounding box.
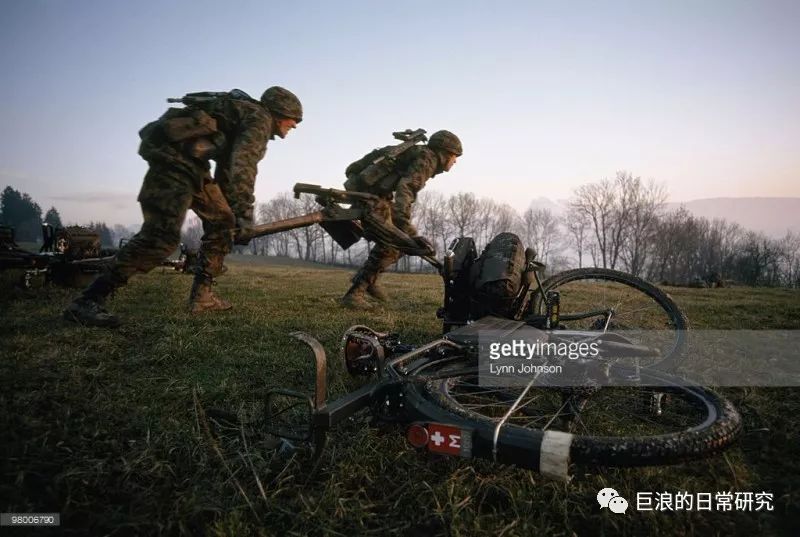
[234,215,254,245]
[412,235,435,255]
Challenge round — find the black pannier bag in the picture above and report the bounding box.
[439,237,478,331]
[438,233,529,332]
[468,232,527,318]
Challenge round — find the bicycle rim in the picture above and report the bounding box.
[532,268,689,369]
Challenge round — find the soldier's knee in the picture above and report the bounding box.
[201,230,234,254]
[205,211,236,234]
[116,241,176,276]
[129,222,181,257]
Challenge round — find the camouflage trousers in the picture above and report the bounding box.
[352,198,415,285]
[103,159,235,288]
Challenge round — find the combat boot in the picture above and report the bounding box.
[63,275,121,328]
[189,275,233,313]
[340,281,371,309]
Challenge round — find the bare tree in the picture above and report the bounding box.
[618,175,667,277]
[263,193,295,257]
[570,178,617,268]
[695,218,742,281]
[521,207,560,265]
[417,190,450,255]
[476,199,522,250]
[297,194,323,261]
[779,232,800,288]
[447,192,480,239]
[563,207,589,268]
[736,231,782,286]
[570,171,666,271]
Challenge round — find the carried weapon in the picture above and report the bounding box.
[237,183,441,270]
[166,88,254,105]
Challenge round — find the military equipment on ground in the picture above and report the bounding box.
[1,225,50,272]
[52,226,103,259]
[1,225,115,288]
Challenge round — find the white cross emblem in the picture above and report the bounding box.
[430,431,445,446]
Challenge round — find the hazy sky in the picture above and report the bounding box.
[1,0,798,226]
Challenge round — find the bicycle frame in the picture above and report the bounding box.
[264,316,665,481]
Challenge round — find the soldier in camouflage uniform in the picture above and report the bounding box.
[340,130,463,308]
[63,86,302,327]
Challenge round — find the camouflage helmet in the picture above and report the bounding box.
[260,86,303,122]
[428,130,462,156]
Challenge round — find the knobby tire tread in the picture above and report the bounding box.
[405,363,741,468]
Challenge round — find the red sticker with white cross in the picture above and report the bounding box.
[426,424,465,456]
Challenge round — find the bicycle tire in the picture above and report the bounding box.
[404,361,740,472]
[531,268,689,370]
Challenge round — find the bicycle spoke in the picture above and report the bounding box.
[442,371,711,437]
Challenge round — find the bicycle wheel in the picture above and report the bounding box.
[530,268,688,369]
[407,360,741,471]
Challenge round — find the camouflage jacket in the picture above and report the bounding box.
[139,96,272,221]
[344,145,441,233]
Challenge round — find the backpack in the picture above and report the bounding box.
[344,129,428,193]
[345,146,389,182]
[157,89,256,142]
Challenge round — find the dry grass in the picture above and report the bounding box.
[1,258,798,536]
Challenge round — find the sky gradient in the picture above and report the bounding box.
[1,0,798,226]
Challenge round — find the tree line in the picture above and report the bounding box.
[195,171,797,288]
[4,179,799,288]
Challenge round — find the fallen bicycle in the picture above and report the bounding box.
[225,234,741,481]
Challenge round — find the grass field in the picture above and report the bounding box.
[1,256,799,536]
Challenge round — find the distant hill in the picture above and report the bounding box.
[666,197,800,238]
